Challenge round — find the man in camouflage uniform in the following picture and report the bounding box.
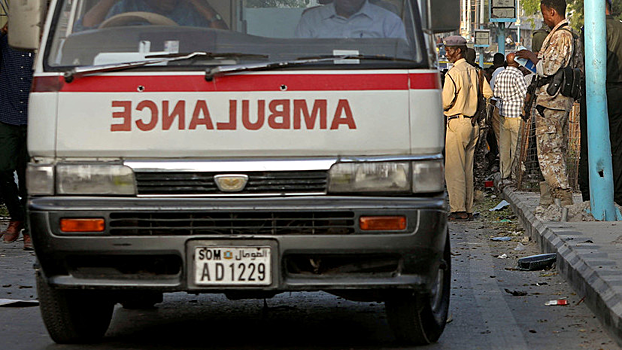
[516,0,575,206]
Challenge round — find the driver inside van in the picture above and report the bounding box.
[295,0,406,40]
[76,0,228,30]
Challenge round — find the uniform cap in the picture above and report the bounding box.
[443,35,467,47]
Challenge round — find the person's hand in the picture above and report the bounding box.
[188,0,228,29]
[1,23,7,35]
[188,0,216,13]
[516,49,538,64]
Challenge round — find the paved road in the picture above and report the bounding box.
[0,216,619,349]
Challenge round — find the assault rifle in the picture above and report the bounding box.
[521,78,538,121]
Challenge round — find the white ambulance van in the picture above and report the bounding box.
[10,0,459,345]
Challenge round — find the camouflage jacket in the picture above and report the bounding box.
[535,19,574,111]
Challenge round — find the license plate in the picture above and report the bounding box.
[194,246,271,286]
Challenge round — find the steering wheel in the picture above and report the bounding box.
[99,12,179,28]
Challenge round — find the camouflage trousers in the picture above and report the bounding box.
[535,107,570,197]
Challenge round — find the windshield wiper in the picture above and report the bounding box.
[205,54,417,81]
[63,51,269,83]
[296,54,416,63]
[145,52,268,60]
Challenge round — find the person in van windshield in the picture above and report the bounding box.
[295,0,406,40]
[76,0,227,31]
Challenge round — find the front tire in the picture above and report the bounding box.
[385,235,451,345]
[36,272,114,344]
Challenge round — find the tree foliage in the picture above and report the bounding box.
[521,0,541,16]
[521,0,622,30]
[569,0,622,29]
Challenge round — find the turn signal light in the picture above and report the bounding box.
[60,218,105,232]
[359,216,406,231]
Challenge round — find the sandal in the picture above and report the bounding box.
[448,212,469,221]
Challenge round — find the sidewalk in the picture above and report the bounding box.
[500,183,622,347]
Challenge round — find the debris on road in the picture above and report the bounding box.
[514,242,526,251]
[540,271,558,277]
[518,253,557,271]
[0,298,39,307]
[497,253,508,259]
[505,267,521,271]
[489,200,510,212]
[534,201,597,222]
[491,236,512,241]
[504,289,528,296]
[545,299,568,306]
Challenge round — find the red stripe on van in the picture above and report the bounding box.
[32,73,440,93]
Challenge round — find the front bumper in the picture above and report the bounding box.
[29,195,447,294]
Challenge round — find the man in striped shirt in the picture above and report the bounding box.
[493,53,527,181]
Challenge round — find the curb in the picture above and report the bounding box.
[501,185,622,347]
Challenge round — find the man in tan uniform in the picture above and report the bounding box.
[442,36,493,220]
[517,0,575,206]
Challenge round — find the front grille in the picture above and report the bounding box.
[66,255,181,280]
[135,171,328,195]
[109,211,356,235]
[285,254,400,276]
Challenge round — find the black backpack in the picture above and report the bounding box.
[546,25,584,100]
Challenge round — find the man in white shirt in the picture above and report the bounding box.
[295,0,406,40]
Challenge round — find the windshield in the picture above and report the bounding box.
[46,0,425,70]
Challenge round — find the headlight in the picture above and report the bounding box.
[412,160,444,193]
[27,164,55,195]
[328,160,444,194]
[328,162,411,194]
[56,164,136,195]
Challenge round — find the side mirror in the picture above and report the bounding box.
[8,0,47,50]
[420,0,460,33]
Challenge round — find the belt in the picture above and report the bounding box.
[447,115,473,121]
